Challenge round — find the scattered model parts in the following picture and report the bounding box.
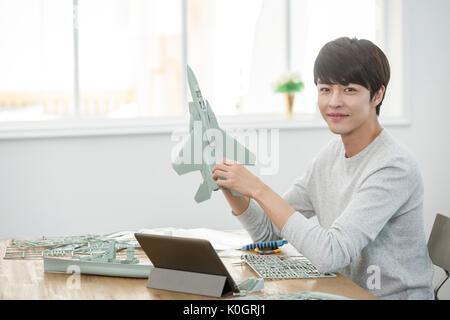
[3,233,152,278]
[43,241,152,278]
[241,254,336,279]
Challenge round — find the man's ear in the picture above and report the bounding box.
[372,86,386,106]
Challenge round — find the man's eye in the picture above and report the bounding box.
[345,87,356,92]
[320,88,330,92]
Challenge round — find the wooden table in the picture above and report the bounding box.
[0,238,377,300]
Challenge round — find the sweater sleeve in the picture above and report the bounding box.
[281,159,316,219]
[233,198,283,243]
[234,160,316,243]
[281,163,412,273]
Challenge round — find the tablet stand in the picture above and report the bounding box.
[147,267,230,298]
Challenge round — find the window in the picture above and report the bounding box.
[189,0,403,119]
[78,0,183,118]
[0,0,73,121]
[0,0,404,127]
[187,0,289,116]
[0,0,184,121]
[291,0,379,115]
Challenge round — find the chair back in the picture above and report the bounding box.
[428,213,450,271]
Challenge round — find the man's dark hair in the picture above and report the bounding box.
[313,37,390,116]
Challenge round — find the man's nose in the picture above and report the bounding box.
[329,90,343,108]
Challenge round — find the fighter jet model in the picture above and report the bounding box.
[172,65,256,203]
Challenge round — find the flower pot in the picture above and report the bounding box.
[285,93,295,119]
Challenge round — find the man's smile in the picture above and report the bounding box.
[327,112,350,121]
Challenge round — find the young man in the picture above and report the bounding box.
[212,37,434,299]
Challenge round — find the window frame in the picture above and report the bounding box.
[0,0,408,140]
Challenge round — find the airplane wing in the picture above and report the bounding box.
[171,132,202,175]
[221,129,256,165]
[203,100,255,165]
[172,131,219,203]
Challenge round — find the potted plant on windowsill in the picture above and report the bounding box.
[273,72,304,119]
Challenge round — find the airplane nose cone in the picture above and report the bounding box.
[187,64,193,75]
[187,65,197,84]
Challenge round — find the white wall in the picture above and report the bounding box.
[0,0,449,299]
[399,0,450,299]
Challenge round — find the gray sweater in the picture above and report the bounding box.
[235,129,434,299]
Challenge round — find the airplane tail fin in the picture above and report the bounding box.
[194,180,213,203]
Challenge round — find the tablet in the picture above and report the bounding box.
[134,232,239,296]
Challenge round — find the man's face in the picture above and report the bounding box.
[317,82,380,137]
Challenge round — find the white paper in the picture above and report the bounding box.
[107,228,252,251]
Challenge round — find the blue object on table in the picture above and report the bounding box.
[242,240,288,251]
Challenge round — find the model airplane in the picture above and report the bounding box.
[172,66,256,203]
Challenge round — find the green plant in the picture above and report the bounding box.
[273,72,304,94]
